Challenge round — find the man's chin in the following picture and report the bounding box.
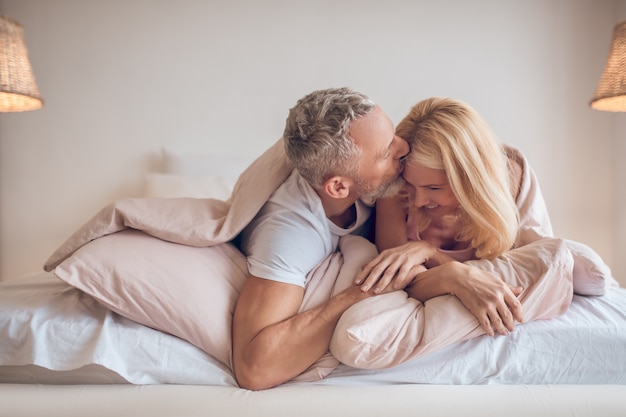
[362,177,405,200]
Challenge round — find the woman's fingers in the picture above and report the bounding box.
[507,292,524,323]
[477,314,494,336]
[354,259,377,285]
[356,245,429,292]
[371,262,402,293]
[481,296,524,336]
[392,264,427,289]
[496,303,515,333]
[356,243,431,284]
[472,291,524,337]
[358,257,399,292]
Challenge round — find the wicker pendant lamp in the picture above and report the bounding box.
[591,21,626,112]
[0,16,43,112]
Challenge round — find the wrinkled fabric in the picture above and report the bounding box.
[44,138,293,271]
[330,239,574,369]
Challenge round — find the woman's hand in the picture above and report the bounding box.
[441,262,524,336]
[355,241,436,294]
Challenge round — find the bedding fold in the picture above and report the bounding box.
[329,238,575,369]
[44,138,294,271]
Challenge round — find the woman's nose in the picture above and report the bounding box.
[413,189,428,208]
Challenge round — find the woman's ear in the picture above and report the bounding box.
[323,176,352,199]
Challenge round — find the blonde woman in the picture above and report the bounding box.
[329,97,612,370]
[357,97,531,336]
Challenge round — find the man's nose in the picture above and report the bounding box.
[394,136,410,159]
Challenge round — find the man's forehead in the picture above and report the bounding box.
[349,106,395,148]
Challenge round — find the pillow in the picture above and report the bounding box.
[331,238,574,370]
[143,173,236,200]
[565,239,619,295]
[143,148,257,199]
[162,148,255,178]
[0,272,236,385]
[53,229,247,368]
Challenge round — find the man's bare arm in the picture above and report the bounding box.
[232,275,371,391]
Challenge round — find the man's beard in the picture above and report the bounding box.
[355,175,406,200]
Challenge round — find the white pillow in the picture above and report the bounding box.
[144,173,236,200]
[565,239,619,296]
[0,272,235,385]
[143,148,256,199]
[162,148,254,178]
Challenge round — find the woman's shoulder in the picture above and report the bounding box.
[502,144,525,201]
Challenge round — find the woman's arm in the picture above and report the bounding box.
[359,194,429,293]
[355,240,452,293]
[375,194,408,251]
[358,192,455,293]
[405,262,524,336]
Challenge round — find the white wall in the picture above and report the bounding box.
[613,0,626,285]
[0,0,623,286]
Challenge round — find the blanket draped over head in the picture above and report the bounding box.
[45,138,294,268]
[45,138,610,380]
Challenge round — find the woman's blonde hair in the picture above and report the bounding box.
[396,97,519,259]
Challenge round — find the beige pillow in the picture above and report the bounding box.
[53,229,247,368]
[331,238,574,369]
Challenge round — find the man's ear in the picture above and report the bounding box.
[323,176,352,199]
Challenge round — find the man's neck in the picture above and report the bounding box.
[316,190,358,229]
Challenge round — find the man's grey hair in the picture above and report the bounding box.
[283,87,376,188]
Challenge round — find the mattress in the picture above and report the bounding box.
[1,271,626,416]
[2,383,626,417]
[1,271,626,386]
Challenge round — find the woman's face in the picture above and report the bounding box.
[403,160,459,217]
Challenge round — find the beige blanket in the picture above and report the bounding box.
[329,238,574,369]
[44,138,293,271]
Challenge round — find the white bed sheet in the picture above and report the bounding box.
[1,271,625,387]
[312,287,626,386]
[0,272,235,385]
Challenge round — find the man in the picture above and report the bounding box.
[232,87,410,390]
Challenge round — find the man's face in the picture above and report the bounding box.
[349,106,410,199]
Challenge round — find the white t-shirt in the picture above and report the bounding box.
[240,169,372,287]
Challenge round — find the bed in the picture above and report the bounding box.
[2,144,626,417]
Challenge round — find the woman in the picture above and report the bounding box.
[356,97,531,336]
[329,98,586,370]
[378,97,519,261]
